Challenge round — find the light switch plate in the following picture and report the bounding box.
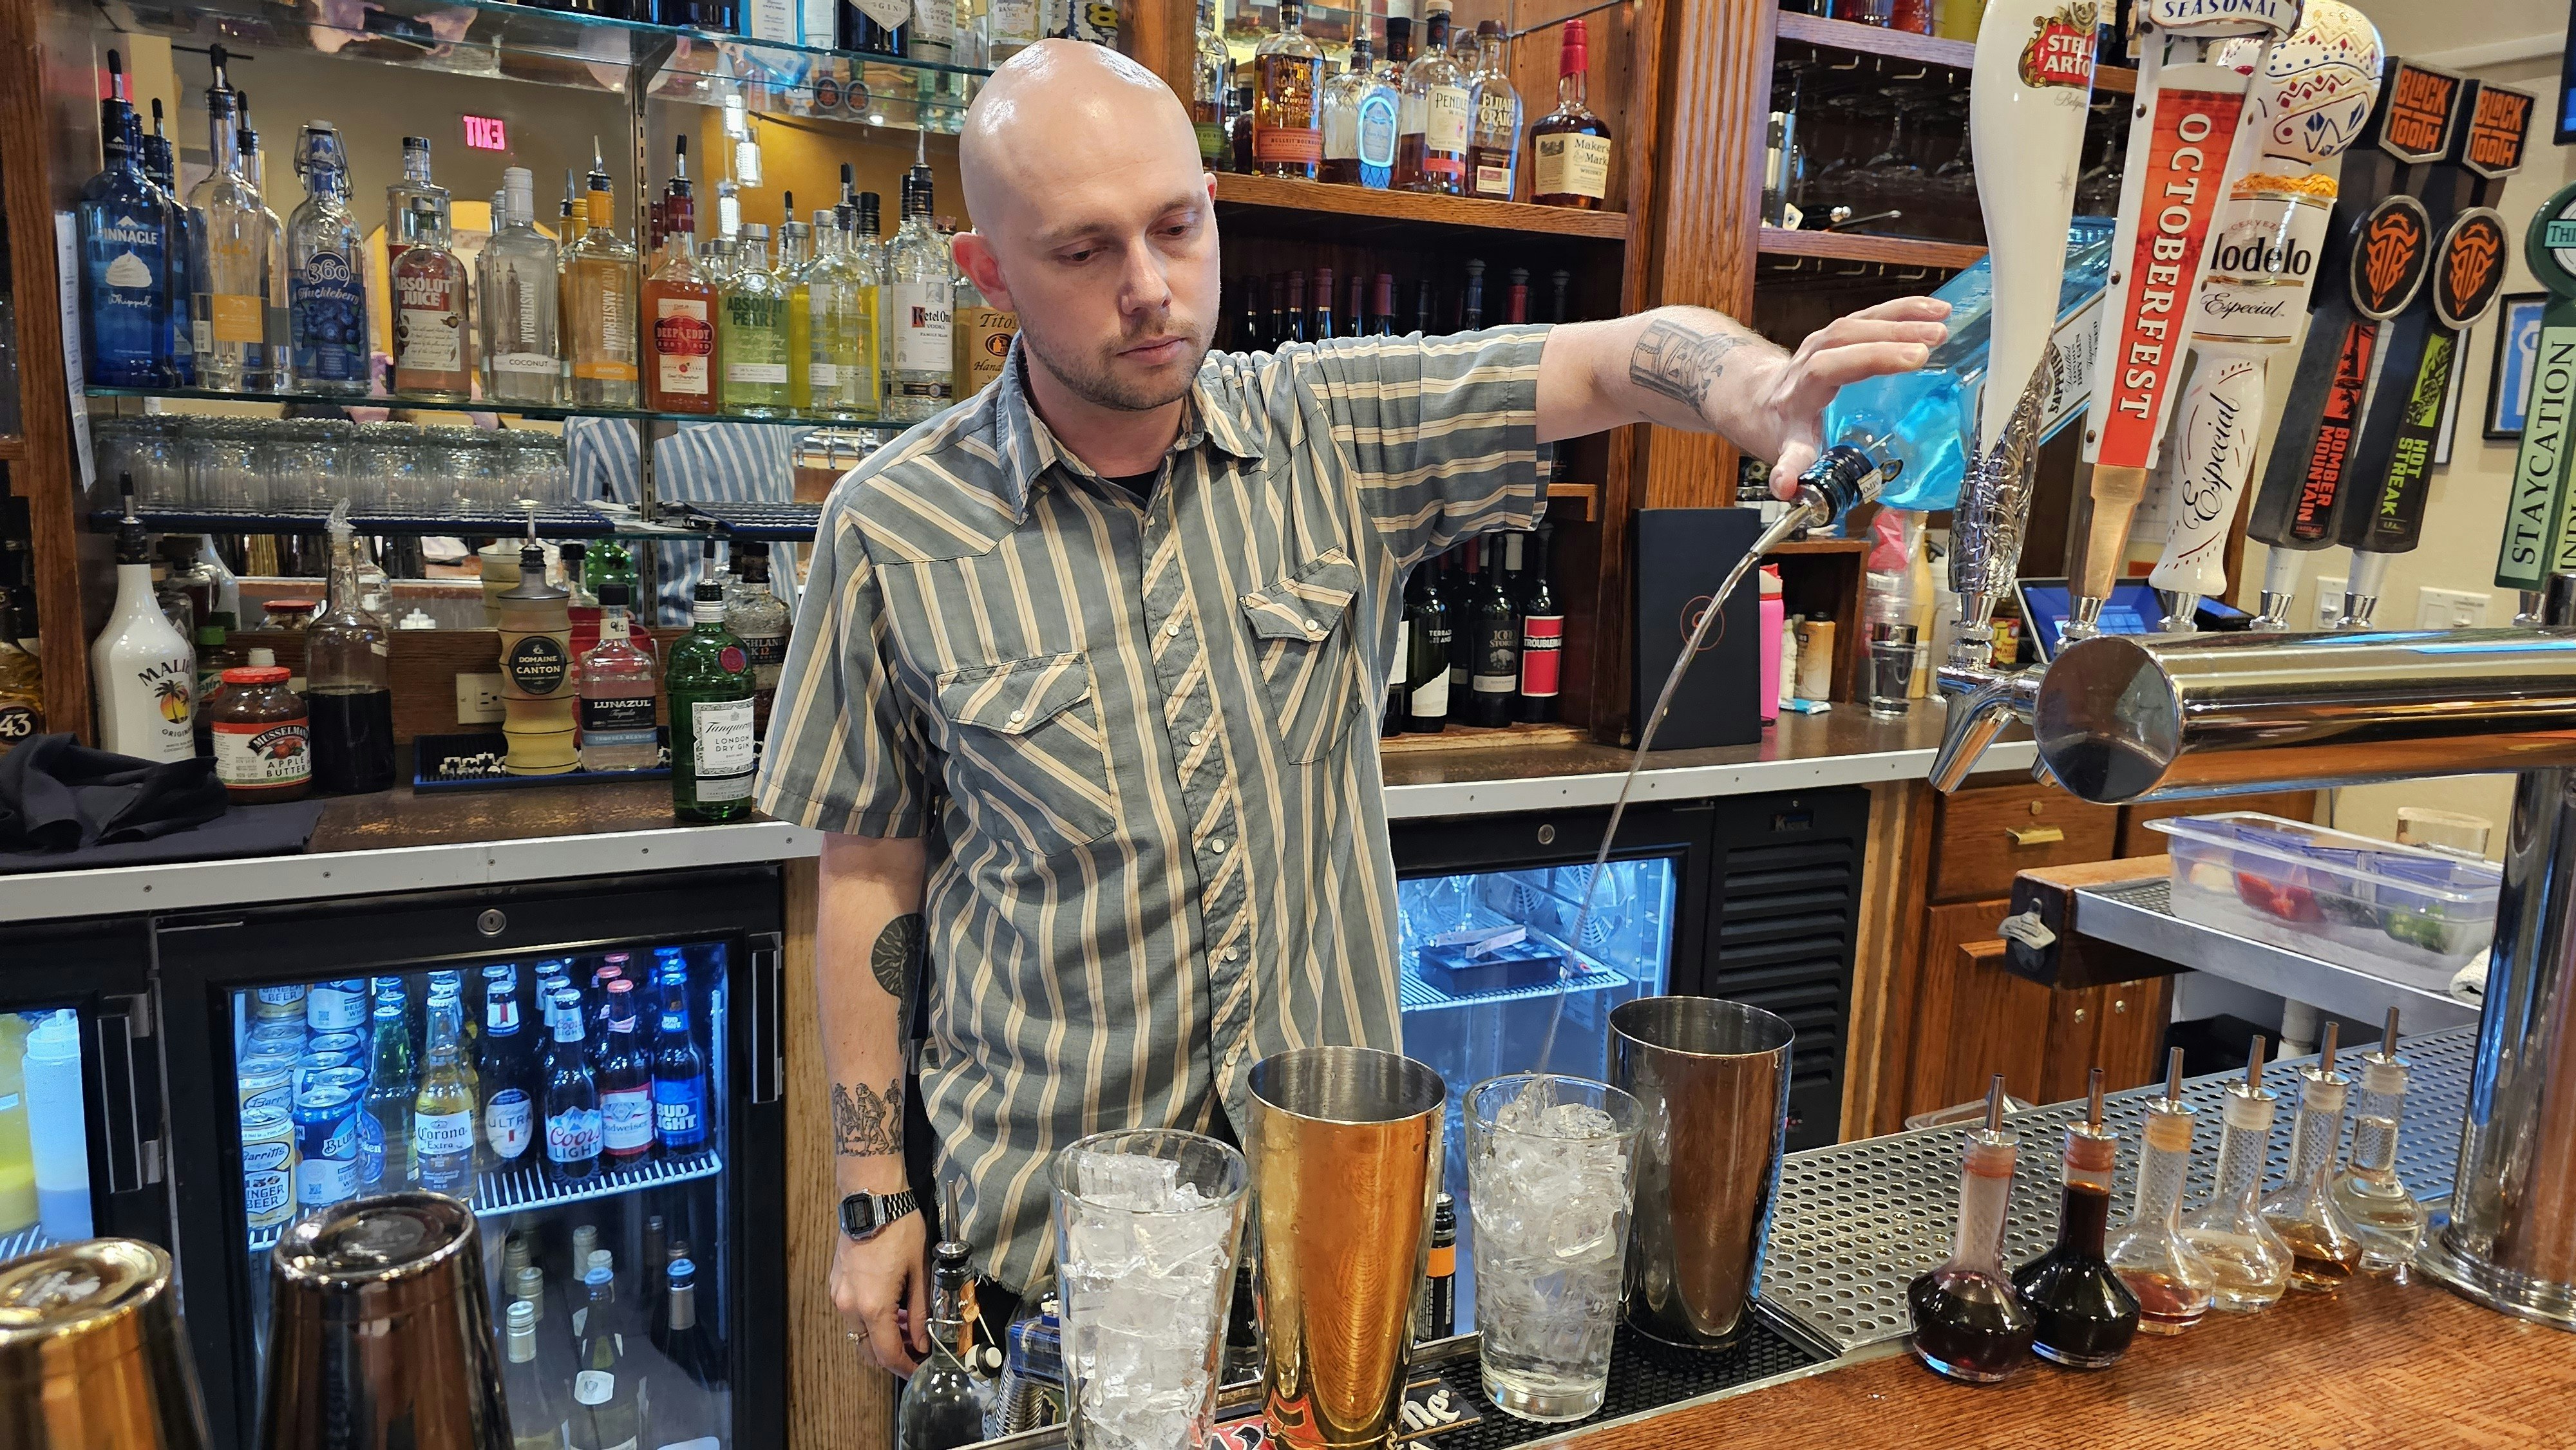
[2416,587,2489,630]
[2315,575,2347,630]
[455,672,506,724]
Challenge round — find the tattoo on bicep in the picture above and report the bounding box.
[832,1078,905,1157]
[1629,318,1748,413]
[870,912,924,1010]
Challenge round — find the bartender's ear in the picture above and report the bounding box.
[953,231,1014,312]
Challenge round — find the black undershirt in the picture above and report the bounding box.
[1108,471,1157,503]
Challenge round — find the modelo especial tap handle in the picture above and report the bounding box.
[2146,4,2385,632]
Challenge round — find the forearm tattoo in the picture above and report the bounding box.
[871,912,924,1013]
[833,1078,905,1157]
[1629,317,1750,415]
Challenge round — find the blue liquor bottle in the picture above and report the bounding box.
[78,57,173,388]
[140,101,198,387]
[288,122,371,395]
[1823,218,2116,514]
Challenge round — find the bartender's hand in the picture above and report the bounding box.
[835,1189,931,1377]
[1758,296,1951,498]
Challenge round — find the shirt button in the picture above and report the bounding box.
[1209,838,1227,854]
[1008,710,1025,724]
[1226,948,1240,962]
[1164,620,1182,637]
[1188,730,1204,746]
[1302,617,1321,633]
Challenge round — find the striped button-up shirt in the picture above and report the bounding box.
[567,418,805,623]
[754,328,1548,1290]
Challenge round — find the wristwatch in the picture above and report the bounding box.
[839,1189,920,1243]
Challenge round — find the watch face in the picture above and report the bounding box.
[842,1193,876,1239]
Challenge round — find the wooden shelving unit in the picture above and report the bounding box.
[0,438,24,464]
[1757,227,1987,271]
[1210,173,1631,241]
[1378,722,1589,755]
[1546,482,1600,522]
[1765,537,1870,558]
[1773,11,2137,93]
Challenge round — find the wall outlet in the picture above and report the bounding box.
[2416,587,2490,630]
[455,672,506,724]
[2314,575,2347,630]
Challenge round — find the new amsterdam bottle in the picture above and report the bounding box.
[287,122,370,395]
[667,543,758,824]
[544,986,602,1185]
[79,53,173,388]
[1823,218,2114,513]
[652,973,708,1157]
[597,978,654,1169]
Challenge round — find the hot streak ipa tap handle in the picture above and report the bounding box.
[2062,0,2298,643]
[2493,183,2576,616]
[2146,3,2383,632]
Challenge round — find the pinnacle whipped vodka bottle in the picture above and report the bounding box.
[79,55,174,387]
[288,122,371,395]
[1823,218,2116,513]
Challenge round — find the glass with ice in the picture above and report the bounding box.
[1050,1129,1249,1450]
[1465,1073,1643,1422]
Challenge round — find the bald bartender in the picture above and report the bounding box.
[752,39,1947,1373]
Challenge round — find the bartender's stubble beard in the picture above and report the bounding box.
[1020,303,1214,413]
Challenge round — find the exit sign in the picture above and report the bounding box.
[462,115,508,151]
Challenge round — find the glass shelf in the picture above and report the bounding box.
[85,383,909,435]
[245,1146,726,1252]
[87,500,822,540]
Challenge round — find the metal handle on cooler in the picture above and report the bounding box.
[749,932,785,1104]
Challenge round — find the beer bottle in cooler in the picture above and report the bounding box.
[652,975,708,1159]
[480,971,536,1172]
[544,987,603,1185]
[500,1298,566,1450]
[412,1009,476,1195]
[365,992,415,1189]
[597,979,655,1169]
[567,1261,643,1450]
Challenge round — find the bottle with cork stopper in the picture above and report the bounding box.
[2179,1034,2292,1312]
[495,518,574,775]
[2260,1021,2366,1291]
[2105,1048,2214,1333]
[1906,1074,2034,1383]
[2331,1008,2427,1275]
[2010,1068,2139,1368]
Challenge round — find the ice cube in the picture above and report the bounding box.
[1073,1148,1182,1210]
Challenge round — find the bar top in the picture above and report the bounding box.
[1566,1272,2576,1449]
[0,706,2028,923]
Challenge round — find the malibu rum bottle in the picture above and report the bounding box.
[667,545,757,823]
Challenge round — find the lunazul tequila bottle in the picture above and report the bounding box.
[1824,217,2115,513]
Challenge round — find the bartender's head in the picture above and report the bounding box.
[955,41,1220,414]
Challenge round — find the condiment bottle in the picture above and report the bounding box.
[496,528,575,777]
[2261,1022,2366,1291]
[2106,1048,2215,1333]
[1906,1075,2033,1383]
[308,505,395,794]
[2011,1068,2140,1368]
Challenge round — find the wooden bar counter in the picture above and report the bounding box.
[1571,1274,2576,1449]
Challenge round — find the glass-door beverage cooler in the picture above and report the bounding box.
[0,919,165,1265]
[154,867,787,1449]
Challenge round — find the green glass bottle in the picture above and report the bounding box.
[583,540,638,610]
[665,541,757,823]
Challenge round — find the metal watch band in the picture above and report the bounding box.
[840,1188,919,1241]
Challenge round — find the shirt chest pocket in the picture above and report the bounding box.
[1240,549,1366,766]
[935,652,1121,852]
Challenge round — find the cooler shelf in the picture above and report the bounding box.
[245,1147,724,1252]
[0,1222,61,1263]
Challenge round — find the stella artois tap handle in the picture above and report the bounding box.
[1940,0,2098,675]
[2060,0,2298,643]
[2146,3,2382,631]
[2494,183,2576,621]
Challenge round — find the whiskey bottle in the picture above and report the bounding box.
[1468,534,1518,726]
[478,167,561,406]
[391,196,471,400]
[1465,21,1522,200]
[565,144,641,408]
[1194,0,1232,170]
[1320,35,1375,185]
[719,223,793,417]
[1251,1,1323,180]
[1530,19,1613,209]
[1396,0,1469,194]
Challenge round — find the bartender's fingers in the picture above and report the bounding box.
[832,1226,926,1377]
[1770,438,1821,498]
[1828,294,1952,325]
[907,1251,933,1361]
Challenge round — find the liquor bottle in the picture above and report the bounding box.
[1266,274,1287,348]
[1906,1076,2034,1382]
[141,101,197,386]
[1460,258,1484,328]
[652,1256,725,1442]
[1194,0,1231,169]
[501,1299,565,1450]
[1354,19,1405,191]
[2259,1022,2365,1292]
[596,979,654,1169]
[2179,1035,2293,1312]
[2010,1069,2140,1368]
[480,977,536,1172]
[719,223,793,417]
[1320,35,1374,186]
[642,176,719,417]
[780,200,815,413]
[544,986,603,1185]
[1401,558,1451,733]
[898,1192,989,1450]
[2106,1048,2215,1334]
[308,513,396,793]
[808,202,880,421]
[232,93,292,387]
[1445,544,1472,699]
[567,1263,644,1450]
[884,167,956,422]
[1235,275,1265,351]
[648,135,685,254]
[413,1007,477,1195]
[1465,21,1521,200]
[384,136,450,283]
[287,122,370,397]
[187,52,279,392]
[1418,1192,1457,1339]
[667,547,759,823]
[650,981,709,1157]
[364,992,416,1189]
[567,145,642,409]
[480,167,562,406]
[392,197,471,400]
[577,583,660,773]
[1500,529,1554,722]
[2331,1008,2427,1275]
[988,0,1043,66]
[1230,82,1258,173]
[841,0,907,56]
[1371,272,1397,335]
[497,537,574,777]
[954,270,1018,399]
[0,602,41,755]
[91,480,195,762]
[1467,534,1518,726]
[79,55,174,388]
[1251,1,1324,180]
[1529,20,1613,209]
[1281,271,1307,344]
[725,542,791,734]
[1396,0,1469,195]
[1381,590,1406,738]
[1311,266,1336,341]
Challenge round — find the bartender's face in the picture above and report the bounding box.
[956,42,1220,413]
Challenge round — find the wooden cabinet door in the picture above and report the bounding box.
[1931,783,2121,902]
[1900,898,2058,1122]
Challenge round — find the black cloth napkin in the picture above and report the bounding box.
[0,733,228,852]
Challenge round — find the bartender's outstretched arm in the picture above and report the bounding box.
[815,831,932,1376]
[1535,299,1949,493]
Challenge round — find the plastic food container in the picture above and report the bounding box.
[2148,812,2502,979]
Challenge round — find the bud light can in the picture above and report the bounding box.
[306,979,370,1032]
[243,1106,296,1230]
[292,1082,363,1213]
